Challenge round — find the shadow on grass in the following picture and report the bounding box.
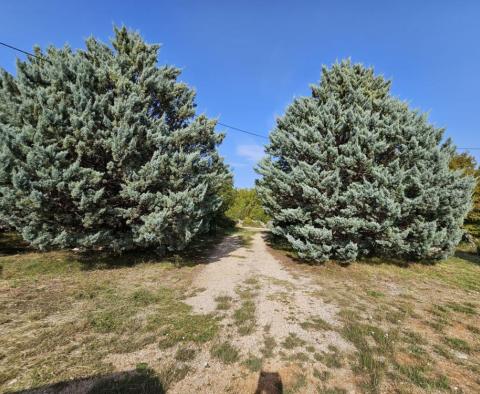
[263,232,466,269]
[0,232,31,256]
[77,226,243,270]
[9,368,164,394]
[454,250,480,266]
[0,225,243,271]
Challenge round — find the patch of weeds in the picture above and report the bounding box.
[305,345,315,353]
[430,304,449,318]
[175,347,196,362]
[233,299,256,335]
[427,319,446,332]
[156,362,191,389]
[261,334,276,358]
[284,372,307,394]
[281,333,306,349]
[244,277,259,286]
[267,277,295,290]
[341,321,386,393]
[130,288,160,307]
[442,336,471,354]
[314,350,343,369]
[300,316,332,331]
[210,341,240,364]
[338,308,361,321]
[426,306,448,332]
[385,309,406,324]
[313,368,330,381]
[466,324,480,335]
[215,295,233,310]
[433,344,452,359]
[238,229,255,248]
[402,330,427,345]
[286,352,310,362]
[445,302,476,315]
[407,343,428,360]
[396,364,450,391]
[243,355,262,372]
[366,290,384,298]
[146,289,218,348]
[88,306,135,333]
[267,291,290,305]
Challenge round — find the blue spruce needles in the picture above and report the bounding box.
[257,60,474,262]
[0,27,230,253]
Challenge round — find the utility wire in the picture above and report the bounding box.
[1,40,480,149]
[217,122,269,140]
[0,41,51,63]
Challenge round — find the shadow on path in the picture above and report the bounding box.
[255,371,283,394]
[8,368,164,394]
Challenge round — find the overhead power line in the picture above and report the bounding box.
[1,40,480,149]
[217,122,269,140]
[0,41,51,63]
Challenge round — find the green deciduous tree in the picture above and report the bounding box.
[0,27,230,253]
[225,188,270,224]
[257,60,474,262]
[449,152,480,223]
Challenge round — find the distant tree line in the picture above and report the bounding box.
[449,152,480,238]
[224,187,270,226]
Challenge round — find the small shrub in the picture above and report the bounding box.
[210,341,240,364]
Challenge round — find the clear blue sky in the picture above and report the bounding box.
[1,1,479,187]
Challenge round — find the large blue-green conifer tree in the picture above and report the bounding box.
[257,61,474,262]
[0,27,230,252]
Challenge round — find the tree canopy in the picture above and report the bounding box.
[0,27,230,253]
[257,60,474,262]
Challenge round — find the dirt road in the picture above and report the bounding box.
[172,229,355,393]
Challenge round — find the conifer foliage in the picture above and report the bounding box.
[0,27,230,252]
[257,61,474,262]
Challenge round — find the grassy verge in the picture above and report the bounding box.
[268,240,480,393]
[0,230,225,392]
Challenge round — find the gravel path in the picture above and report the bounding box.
[171,229,354,393]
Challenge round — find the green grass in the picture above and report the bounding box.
[284,372,307,394]
[242,355,262,372]
[443,336,472,354]
[314,349,343,369]
[210,341,240,364]
[130,288,161,307]
[340,319,391,392]
[396,364,449,390]
[175,347,197,362]
[281,333,306,349]
[215,295,233,310]
[261,334,276,358]
[233,282,258,335]
[313,368,330,382]
[366,290,385,298]
[445,301,477,315]
[300,316,332,331]
[237,229,256,248]
[0,231,225,394]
